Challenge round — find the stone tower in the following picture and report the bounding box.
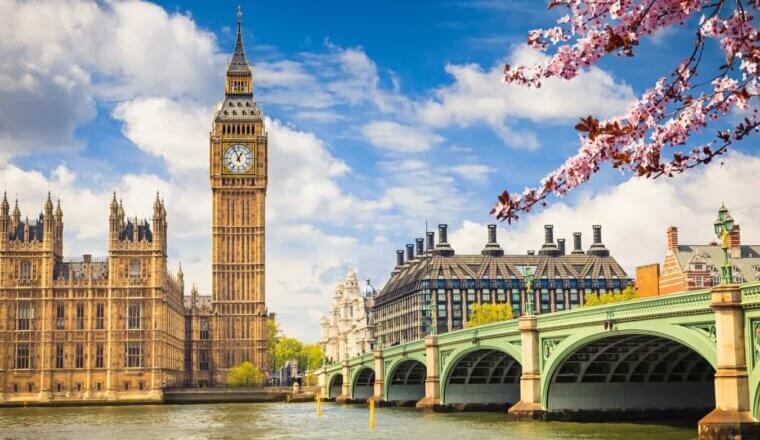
[209,7,268,378]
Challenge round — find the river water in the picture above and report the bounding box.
[0,402,697,439]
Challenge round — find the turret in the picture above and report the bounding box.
[432,224,455,256]
[0,192,9,241]
[11,199,20,232]
[190,284,198,310]
[538,224,560,256]
[109,192,120,241]
[54,199,63,255]
[481,224,504,257]
[152,192,167,252]
[587,225,610,257]
[177,262,185,290]
[43,192,54,242]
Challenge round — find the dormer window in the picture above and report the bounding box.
[693,264,704,271]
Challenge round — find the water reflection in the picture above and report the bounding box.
[0,402,696,440]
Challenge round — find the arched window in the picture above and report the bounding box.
[20,261,31,278]
[129,260,141,279]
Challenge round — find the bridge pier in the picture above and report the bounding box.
[370,349,385,404]
[507,314,545,420]
[415,335,441,411]
[698,284,760,439]
[335,361,351,404]
[317,367,327,400]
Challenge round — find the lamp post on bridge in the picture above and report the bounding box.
[713,203,735,285]
[524,267,535,316]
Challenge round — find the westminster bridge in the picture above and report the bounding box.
[315,282,760,438]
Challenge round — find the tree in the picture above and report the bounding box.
[492,1,758,223]
[301,343,325,371]
[273,337,304,371]
[584,285,638,307]
[465,303,514,328]
[227,361,265,387]
[266,319,280,371]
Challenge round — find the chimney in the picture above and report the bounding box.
[728,224,741,257]
[83,254,92,263]
[406,244,415,263]
[481,224,504,257]
[666,226,679,253]
[415,238,424,257]
[395,250,404,267]
[433,224,455,256]
[538,224,560,256]
[593,225,602,244]
[426,231,435,254]
[557,238,566,255]
[587,225,610,257]
[572,232,584,254]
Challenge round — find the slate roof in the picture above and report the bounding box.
[673,244,760,283]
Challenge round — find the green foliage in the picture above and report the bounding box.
[584,285,638,307]
[266,319,280,371]
[273,337,304,371]
[464,303,513,328]
[301,343,325,371]
[267,318,325,373]
[304,373,318,386]
[227,362,265,387]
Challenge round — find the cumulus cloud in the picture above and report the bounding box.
[113,98,212,173]
[0,0,224,161]
[361,121,444,153]
[417,44,636,149]
[449,152,760,276]
[450,164,495,183]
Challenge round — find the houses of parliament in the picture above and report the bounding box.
[0,11,269,404]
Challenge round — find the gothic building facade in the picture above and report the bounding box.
[319,272,376,363]
[0,193,186,404]
[0,10,271,402]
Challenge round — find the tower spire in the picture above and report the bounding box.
[228,5,250,74]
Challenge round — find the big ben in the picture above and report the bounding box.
[209,8,268,378]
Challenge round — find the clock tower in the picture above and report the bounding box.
[209,7,268,378]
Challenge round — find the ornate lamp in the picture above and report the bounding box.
[428,301,437,336]
[524,266,535,316]
[713,203,735,284]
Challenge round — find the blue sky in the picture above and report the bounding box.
[0,0,757,340]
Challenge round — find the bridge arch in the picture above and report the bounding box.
[351,367,375,400]
[384,358,426,404]
[542,326,716,418]
[327,372,344,400]
[441,345,522,408]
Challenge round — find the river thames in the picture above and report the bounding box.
[0,402,698,439]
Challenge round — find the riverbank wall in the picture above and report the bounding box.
[0,386,320,408]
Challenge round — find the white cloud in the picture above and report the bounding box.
[0,0,224,162]
[449,152,760,276]
[361,121,444,152]
[417,44,635,149]
[113,97,211,172]
[450,164,495,183]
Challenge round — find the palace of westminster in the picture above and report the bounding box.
[0,12,269,404]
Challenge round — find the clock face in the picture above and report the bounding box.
[224,144,254,173]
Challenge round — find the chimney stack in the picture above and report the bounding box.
[572,232,584,254]
[426,231,435,254]
[538,224,560,256]
[728,224,741,257]
[558,238,566,255]
[406,244,415,263]
[396,250,404,267]
[415,238,424,257]
[433,224,455,256]
[587,225,610,257]
[666,226,679,253]
[481,224,504,257]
